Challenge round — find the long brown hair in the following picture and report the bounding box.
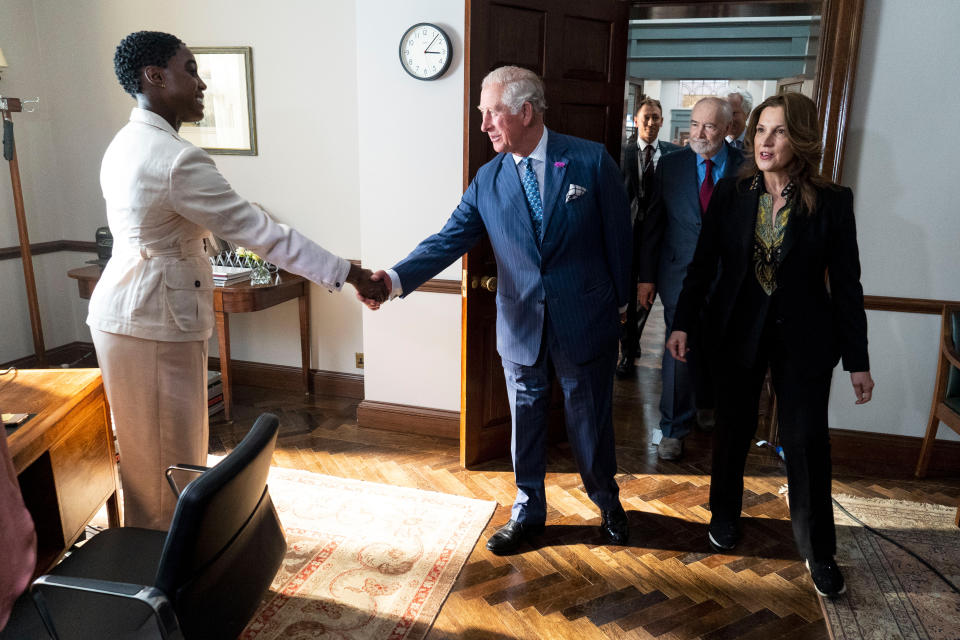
[738,92,834,213]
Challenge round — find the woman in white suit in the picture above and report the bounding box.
[88,31,384,529]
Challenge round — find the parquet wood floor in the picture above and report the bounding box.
[209,313,960,639]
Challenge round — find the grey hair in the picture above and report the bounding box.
[482,65,547,114]
[725,87,754,114]
[694,96,733,127]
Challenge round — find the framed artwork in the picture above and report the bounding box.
[179,46,257,155]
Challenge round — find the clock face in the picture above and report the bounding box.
[399,23,452,81]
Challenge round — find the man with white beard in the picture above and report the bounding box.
[636,97,744,461]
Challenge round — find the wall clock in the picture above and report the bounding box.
[399,23,452,81]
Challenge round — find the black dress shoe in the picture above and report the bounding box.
[615,354,636,379]
[485,520,544,555]
[600,506,630,545]
[707,518,740,552]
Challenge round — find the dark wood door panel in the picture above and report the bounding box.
[487,4,546,71]
[461,0,628,467]
[558,15,614,81]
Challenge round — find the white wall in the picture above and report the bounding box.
[1,0,366,373]
[5,0,958,430]
[832,0,960,441]
[0,0,79,361]
[356,0,464,412]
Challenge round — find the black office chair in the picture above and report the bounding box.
[8,412,285,640]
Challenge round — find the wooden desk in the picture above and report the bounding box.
[68,265,311,420]
[3,369,120,575]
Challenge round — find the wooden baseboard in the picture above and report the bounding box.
[356,400,460,440]
[207,357,364,399]
[830,428,960,477]
[1,341,97,368]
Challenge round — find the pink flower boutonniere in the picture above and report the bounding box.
[554,161,566,168]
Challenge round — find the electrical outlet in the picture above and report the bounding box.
[355,352,364,369]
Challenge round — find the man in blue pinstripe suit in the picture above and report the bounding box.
[364,66,633,554]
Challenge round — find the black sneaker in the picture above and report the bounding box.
[707,518,739,552]
[806,558,846,597]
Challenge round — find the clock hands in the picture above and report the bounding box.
[424,33,443,54]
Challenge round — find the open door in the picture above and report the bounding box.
[460,0,629,467]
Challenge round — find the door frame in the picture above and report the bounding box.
[458,0,865,465]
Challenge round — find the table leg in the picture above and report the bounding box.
[299,285,311,394]
[216,309,233,420]
[106,492,121,528]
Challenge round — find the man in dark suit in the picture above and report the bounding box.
[617,98,680,378]
[364,66,633,554]
[637,97,744,461]
[724,88,753,150]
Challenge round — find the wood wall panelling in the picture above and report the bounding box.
[356,400,459,440]
[0,240,96,261]
[207,357,364,400]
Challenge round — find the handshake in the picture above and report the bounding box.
[346,264,391,310]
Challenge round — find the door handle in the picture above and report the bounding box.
[470,275,497,293]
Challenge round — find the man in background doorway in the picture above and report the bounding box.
[724,88,753,150]
[617,98,680,378]
[637,97,744,461]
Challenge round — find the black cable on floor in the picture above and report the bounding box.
[59,351,95,368]
[830,497,960,596]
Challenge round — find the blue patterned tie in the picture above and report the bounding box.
[520,157,543,244]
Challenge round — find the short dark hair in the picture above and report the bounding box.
[635,97,662,117]
[113,31,183,97]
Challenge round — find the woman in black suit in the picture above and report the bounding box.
[666,92,874,598]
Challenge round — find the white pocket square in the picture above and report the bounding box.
[566,184,587,202]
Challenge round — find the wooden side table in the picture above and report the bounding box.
[213,274,311,419]
[68,265,311,420]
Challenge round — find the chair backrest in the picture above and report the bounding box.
[155,412,286,639]
[945,306,960,410]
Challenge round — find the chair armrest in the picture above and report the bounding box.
[944,342,960,371]
[164,463,209,497]
[31,574,182,639]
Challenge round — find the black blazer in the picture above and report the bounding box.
[673,176,870,375]
[622,138,681,213]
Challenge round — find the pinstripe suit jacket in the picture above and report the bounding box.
[393,129,632,366]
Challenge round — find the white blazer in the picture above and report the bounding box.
[88,108,351,342]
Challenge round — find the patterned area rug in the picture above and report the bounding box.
[823,495,960,640]
[240,466,495,640]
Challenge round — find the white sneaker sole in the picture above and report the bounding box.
[708,530,735,552]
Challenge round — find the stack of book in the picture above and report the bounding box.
[208,370,224,417]
[212,266,251,287]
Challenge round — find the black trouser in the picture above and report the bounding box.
[619,295,649,363]
[709,337,836,561]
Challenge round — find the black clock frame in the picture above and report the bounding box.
[399,22,453,81]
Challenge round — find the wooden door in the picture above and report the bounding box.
[460,0,629,467]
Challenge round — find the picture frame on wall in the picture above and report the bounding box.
[179,46,258,155]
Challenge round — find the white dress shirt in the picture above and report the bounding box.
[88,108,351,341]
[637,138,664,172]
